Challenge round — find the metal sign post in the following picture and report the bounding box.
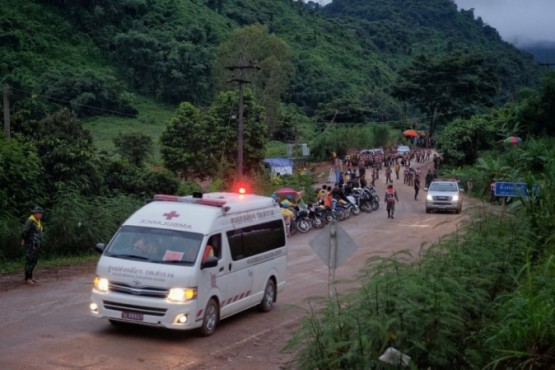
[328,220,337,297]
[309,220,359,298]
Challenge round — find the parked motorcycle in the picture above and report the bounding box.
[344,195,361,216]
[332,199,348,221]
[363,186,380,211]
[307,203,325,229]
[289,207,311,235]
[352,188,370,213]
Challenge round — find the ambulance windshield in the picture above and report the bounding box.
[105,226,203,265]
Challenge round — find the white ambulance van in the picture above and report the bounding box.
[89,192,287,336]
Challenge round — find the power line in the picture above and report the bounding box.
[8,83,517,141]
[9,87,140,118]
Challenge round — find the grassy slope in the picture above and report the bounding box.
[82,97,175,158]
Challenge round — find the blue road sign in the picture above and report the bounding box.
[494,182,538,197]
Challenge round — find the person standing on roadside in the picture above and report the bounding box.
[414,175,421,200]
[21,206,44,285]
[385,184,399,219]
[425,169,434,189]
[490,179,496,204]
[466,178,473,194]
[358,159,366,187]
[385,166,393,184]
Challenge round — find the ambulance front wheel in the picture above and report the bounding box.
[199,298,219,336]
[259,279,276,312]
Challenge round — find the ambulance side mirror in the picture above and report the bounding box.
[201,256,219,269]
[94,243,106,254]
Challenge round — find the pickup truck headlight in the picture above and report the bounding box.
[426,194,433,201]
[167,287,197,303]
[452,195,459,201]
[93,276,110,293]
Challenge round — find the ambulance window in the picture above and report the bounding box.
[228,230,243,260]
[206,234,222,259]
[226,219,286,261]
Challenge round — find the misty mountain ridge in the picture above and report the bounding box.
[515,40,555,67]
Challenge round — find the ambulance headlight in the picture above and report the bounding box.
[93,276,110,293]
[167,287,197,303]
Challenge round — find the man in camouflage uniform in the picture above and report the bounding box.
[21,206,44,285]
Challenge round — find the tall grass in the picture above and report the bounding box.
[288,212,529,369]
[288,139,555,369]
[484,255,555,369]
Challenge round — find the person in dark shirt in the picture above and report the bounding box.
[21,206,44,285]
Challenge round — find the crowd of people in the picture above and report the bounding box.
[337,147,434,186]
[313,145,440,217]
[271,146,437,226]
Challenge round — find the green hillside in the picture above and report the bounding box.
[322,0,542,92]
[0,0,544,153]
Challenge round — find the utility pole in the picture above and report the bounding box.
[3,83,10,139]
[225,53,259,176]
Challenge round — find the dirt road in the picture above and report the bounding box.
[0,160,473,370]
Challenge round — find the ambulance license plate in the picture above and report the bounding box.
[122,311,143,321]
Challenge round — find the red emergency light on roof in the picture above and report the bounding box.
[233,181,251,195]
[153,194,227,207]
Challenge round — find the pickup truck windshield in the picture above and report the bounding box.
[429,183,458,192]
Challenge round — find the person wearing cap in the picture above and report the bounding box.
[21,206,44,285]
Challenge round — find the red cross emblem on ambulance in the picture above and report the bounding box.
[163,210,180,220]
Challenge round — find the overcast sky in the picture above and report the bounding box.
[307,0,555,46]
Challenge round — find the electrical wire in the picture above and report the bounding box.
[7,84,518,137]
[9,86,140,118]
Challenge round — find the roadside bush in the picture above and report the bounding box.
[484,256,555,369]
[44,191,141,256]
[178,181,203,195]
[288,213,528,369]
[142,168,180,196]
[0,210,25,261]
[0,137,46,213]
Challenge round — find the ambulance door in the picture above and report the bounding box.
[223,228,255,315]
[197,233,229,322]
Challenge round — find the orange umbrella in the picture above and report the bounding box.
[403,129,419,138]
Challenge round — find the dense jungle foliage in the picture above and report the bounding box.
[0,0,542,122]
